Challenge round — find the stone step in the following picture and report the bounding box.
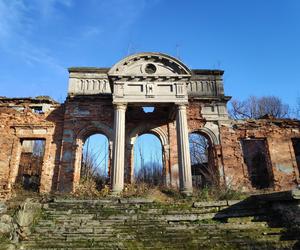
[18,199,298,249]
[22,236,295,250]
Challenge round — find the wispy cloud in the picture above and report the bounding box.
[0,0,73,71]
[60,0,154,53]
[0,0,27,40]
[0,0,159,70]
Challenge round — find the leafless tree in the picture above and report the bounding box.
[229,96,290,119]
[189,133,219,188]
[81,137,109,189]
[190,134,208,165]
[134,139,163,186]
[296,96,300,119]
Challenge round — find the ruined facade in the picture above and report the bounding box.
[0,52,299,198]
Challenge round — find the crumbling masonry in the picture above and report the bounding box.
[0,52,299,198]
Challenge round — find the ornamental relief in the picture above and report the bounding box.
[188,80,218,96]
[79,79,108,92]
[68,78,111,95]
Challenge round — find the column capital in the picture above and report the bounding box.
[176,103,188,110]
[113,103,127,110]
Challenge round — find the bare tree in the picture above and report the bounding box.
[296,96,300,119]
[189,133,219,188]
[189,134,208,165]
[229,96,290,120]
[134,139,163,186]
[81,137,109,189]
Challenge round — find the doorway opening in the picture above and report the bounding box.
[134,133,163,186]
[16,139,45,191]
[189,132,217,188]
[241,138,273,189]
[81,134,109,190]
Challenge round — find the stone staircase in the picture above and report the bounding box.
[19,198,299,249]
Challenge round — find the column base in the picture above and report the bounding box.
[110,189,123,196]
[180,189,193,196]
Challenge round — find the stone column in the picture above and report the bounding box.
[176,104,193,195]
[111,103,127,194]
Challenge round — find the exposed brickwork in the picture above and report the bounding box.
[58,96,114,192]
[0,98,64,198]
[220,119,300,191]
[0,96,300,198]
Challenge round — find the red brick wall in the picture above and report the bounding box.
[1,97,299,198]
[220,120,300,191]
[0,103,64,198]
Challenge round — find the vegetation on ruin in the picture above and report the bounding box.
[70,178,247,203]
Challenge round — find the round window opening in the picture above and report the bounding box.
[145,63,157,74]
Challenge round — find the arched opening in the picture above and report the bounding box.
[189,132,218,189]
[133,133,164,186]
[81,133,109,190]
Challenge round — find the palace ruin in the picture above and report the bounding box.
[0,52,299,199]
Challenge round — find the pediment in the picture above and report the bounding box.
[108,52,191,77]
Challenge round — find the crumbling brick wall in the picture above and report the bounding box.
[58,96,114,192]
[220,119,300,191]
[1,95,300,198]
[0,98,64,198]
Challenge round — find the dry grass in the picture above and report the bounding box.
[121,183,173,202]
[72,178,110,198]
[72,178,247,203]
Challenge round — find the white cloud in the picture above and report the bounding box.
[0,0,73,71]
[0,0,73,40]
[0,0,27,40]
[0,0,159,69]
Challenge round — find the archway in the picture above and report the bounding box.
[133,133,164,186]
[80,133,109,190]
[189,132,218,188]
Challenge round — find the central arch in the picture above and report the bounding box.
[126,124,170,185]
[108,52,193,194]
[133,133,164,186]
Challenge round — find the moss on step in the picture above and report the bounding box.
[16,198,298,249]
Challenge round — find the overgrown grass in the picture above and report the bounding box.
[11,178,248,204]
[194,186,248,201]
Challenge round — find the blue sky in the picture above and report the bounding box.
[82,133,162,176]
[134,134,162,173]
[83,134,109,176]
[0,0,299,107]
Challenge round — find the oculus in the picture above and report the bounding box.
[144,63,157,74]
